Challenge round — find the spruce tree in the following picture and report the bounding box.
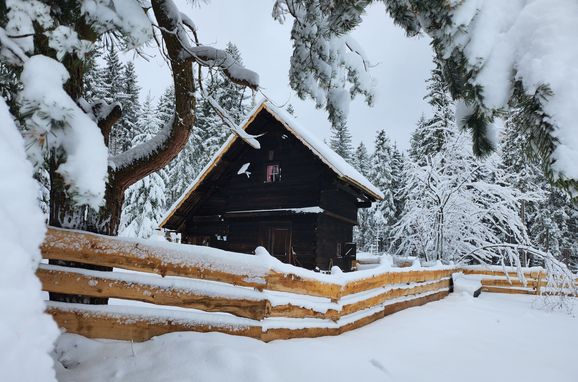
[390,143,407,222]
[367,130,396,251]
[501,110,578,269]
[352,142,372,250]
[409,59,455,166]
[114,62,141,154]
[329,122,354,162]
[99,46,125,154]
[119,95,167,239]
[352,142,370,177]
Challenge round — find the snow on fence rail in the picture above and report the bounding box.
[462,266,578,295]
[39,228,454,341]
[42,228,576,342]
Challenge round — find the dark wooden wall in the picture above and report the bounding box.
[191,112,333,217]
[179,110,365,270]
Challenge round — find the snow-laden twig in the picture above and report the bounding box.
[204,92,261,149]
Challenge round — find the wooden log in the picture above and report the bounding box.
[481,286,535,295]
[263,290,450,341]
[261,326,339,342]
[341,269,453,297]
[41,227,267,289]
[342,272,395,296]
[268,303,340,321]
[265,271,341,300]
[37,266,270,320]
[480,278,545,289]
[381,290,448,317]
[341,279,450,316]
[46,288,452,343]
[48,306,262,342]
[42,227,343,299]
[462,269,541,280]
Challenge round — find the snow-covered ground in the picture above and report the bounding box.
[53,293,578,382]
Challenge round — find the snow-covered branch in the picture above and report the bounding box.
[462,243,577,311]
[183,46,259,90]
[205,94,261,149]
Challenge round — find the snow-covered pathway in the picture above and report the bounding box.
[53,293,578,382]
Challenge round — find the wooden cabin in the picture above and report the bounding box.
[160,100,383,270]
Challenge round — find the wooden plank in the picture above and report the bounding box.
[48,307,262,342]
[41,227,266,289]
[481,286,535,295]
[263,291,450,341]
[342,269,453,296]
[42,227,343,299]
[269,304,340,321]
[37,266,270,320]
[341,279,450,316]
[261,326,339,342]
[462,269,542,280]
[46,289,452,343]
[266,271,341,300]
[480,278,544,289]
[381,290,449,317]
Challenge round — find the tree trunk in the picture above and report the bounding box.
[48,0,198,305]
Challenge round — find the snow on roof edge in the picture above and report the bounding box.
[160,99,384,229]
[263,102,384,200]
[159,102,266,228]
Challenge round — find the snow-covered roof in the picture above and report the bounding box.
[160,100,384,229]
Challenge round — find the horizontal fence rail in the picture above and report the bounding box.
[40,228,575,342]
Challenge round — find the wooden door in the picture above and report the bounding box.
[261,223,292,262]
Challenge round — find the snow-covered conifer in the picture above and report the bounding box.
[409,60,454,166]
[367,130,396,251]
[352,142,370,177]
[352,142,372,250]
[120,95,167,238]
[329,123,354,162]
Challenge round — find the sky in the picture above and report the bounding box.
[130,0,434,152]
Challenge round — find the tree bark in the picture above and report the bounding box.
[48,0,196,304]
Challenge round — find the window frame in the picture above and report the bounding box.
[264,162,281,183]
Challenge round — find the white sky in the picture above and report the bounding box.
[130,0,434,152]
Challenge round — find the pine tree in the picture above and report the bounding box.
[329,123,354,162]
[389,143,407,222]
[113,62,141,154]
[160,86,198,205]
[99,46,125,154]
[99,46,124,104]
[82,49,102,102]
[409,59,455,166]
[501,109,578,270]
[352,142,370,177]
[352,142,372,250]
[119,95,167,239]
[367,130,397,251]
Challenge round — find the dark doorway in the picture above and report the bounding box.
[261,223,292,262]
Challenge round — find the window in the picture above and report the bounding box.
[265,164,281,183]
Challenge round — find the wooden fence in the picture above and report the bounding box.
[39,228,454,342]
[41,228,576,343]
[461,267,578,296]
